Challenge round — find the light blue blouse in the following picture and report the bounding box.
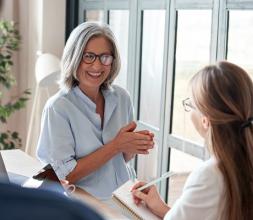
[36,85,133,200]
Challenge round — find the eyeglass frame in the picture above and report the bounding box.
[82,52,114,66]
[182,97,196,112]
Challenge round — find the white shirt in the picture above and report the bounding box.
[37,85,134,200]
[165,158,225,220]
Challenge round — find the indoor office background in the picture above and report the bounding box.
[1,0,253,204]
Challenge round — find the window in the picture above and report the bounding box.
[139,10,166,128]
[168,148,202,205]
[85,10,104,22]
[227,10,253,78]
[172,10,212,144]
[109,10,129,89]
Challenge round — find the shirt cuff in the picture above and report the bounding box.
[52,158,77,180]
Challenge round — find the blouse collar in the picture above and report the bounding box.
[73,85,118,113]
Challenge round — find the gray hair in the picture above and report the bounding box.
[60,22,121,90]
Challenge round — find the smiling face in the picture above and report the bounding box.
[77,36,112,93]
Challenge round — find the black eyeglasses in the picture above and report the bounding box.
[82,52,114,66]
[182,98,195,112]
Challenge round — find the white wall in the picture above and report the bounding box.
[0,0,66,155]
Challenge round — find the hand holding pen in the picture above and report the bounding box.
[131,171,175,218]
[132,181,171,218]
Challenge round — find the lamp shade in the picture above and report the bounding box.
[35,53,61,87]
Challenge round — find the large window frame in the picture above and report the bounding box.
[67,0,253,201]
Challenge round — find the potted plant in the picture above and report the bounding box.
[0,20,30,150]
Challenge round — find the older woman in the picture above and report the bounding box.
[37,22,154,200]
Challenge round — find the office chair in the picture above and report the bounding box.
[25,53,60,155]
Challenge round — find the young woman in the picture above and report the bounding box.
[37,22,154,200]
[132,61,253,220]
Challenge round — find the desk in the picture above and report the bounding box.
[1,149,128,220]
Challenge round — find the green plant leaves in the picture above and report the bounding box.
[0,20,30,150]
[0,20,21,89]
[0,89,31,123]
[0,130,22,150]
[0,20,21,51]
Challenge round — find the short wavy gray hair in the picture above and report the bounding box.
[60,22,121,90]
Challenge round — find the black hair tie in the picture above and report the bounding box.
[240,117,253,131]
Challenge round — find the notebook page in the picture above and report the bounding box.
[112,180,161,220]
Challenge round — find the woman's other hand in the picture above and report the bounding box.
[131,181,170,218]
[111,121,155,155]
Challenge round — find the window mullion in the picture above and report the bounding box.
[216,0,228,60]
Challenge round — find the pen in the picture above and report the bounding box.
[137,171,176,192]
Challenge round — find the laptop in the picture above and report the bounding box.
[0,152,74,196]
[0,152,10,184]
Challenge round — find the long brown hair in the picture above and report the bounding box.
[190,61,253,220]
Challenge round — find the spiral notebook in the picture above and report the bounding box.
[112,180,162,220]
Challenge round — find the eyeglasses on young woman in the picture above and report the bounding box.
[182,97,196,112]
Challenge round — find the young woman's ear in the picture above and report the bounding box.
[201,116,210,130]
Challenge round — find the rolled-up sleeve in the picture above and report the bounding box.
[37,105,77,179]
